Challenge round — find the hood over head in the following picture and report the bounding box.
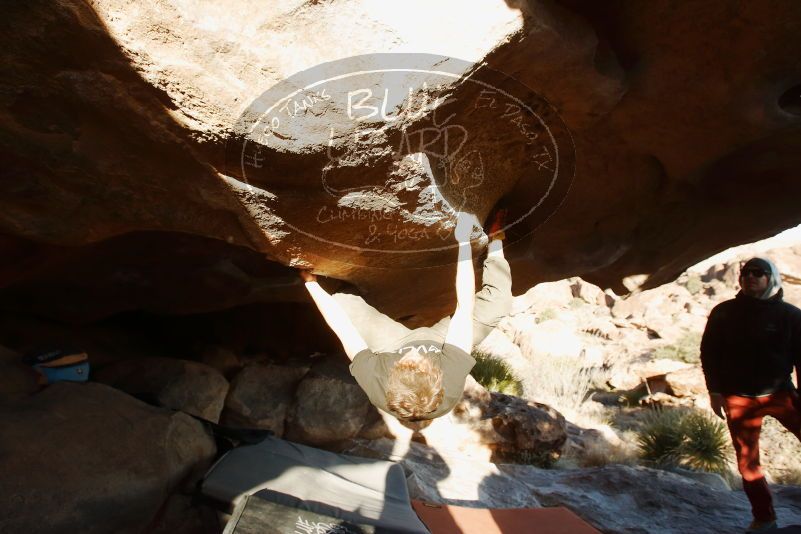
[741,256,782,300]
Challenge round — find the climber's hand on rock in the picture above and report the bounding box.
[454,211,478,243]
[299,270,317,283]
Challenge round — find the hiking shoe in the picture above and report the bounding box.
[486,208,508,241]
[745,518,777,532]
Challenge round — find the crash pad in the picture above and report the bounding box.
[411,501,600,534]
[201,436,428,533]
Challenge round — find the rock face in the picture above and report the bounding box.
[452,377,567,464]
[0,382,216,534]
[3,4,801,529]
[95,357,230,423]
[479,242,801,485]
[0,345,39,402]
[345,437,801,534]
[285,356,375,445]
[2,1,801,327]
[663,366,707,399]
[215,354,567,462]
[222,362,309,435]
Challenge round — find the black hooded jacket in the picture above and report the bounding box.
[700,288,801,396]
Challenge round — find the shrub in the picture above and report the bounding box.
[582,441,639,468]
[470,352,524,396]
[561,430,640,469]
[536,308,556,323]
[678,411,731,473]
[652,331,702,363]
[569,297,586,309]
[524,355,597,425]
[637,408,730,474]
[637,409,684,463]
[685,274,703,295]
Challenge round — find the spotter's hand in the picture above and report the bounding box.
[709,393,726,420]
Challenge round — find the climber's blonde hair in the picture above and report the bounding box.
[385,347,444,420]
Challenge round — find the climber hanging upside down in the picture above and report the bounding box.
[300,210,512,430]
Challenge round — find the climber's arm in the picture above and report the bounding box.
[301,272,368,360]
[444,212,477,354]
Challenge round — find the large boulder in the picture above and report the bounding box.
[607,358,693,391]
[498,464,801,534]
[239,353,566,462]
[454,378,567,464]
[344,438,801,533]
[571,277,607,306]
[412,376,567,464]
[198,345,243,380]
[94,357,229,422]
[0,382,216,534]
[285,356,375,445]
[146,494,220,534]
[664,366,708,398]
[512,280,576,315]
[221,362,309,435]
[2,1,801,327]
[0,345,38,402]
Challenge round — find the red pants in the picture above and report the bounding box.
[723,390,801,521]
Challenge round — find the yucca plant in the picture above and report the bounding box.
[678,411,731,473]
[637,408,685,464]
[637,407,730,475]
[470,352,524,396]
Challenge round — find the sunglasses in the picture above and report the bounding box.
[741,268,768,278]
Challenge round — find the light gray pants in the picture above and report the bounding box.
[333,255,512,352]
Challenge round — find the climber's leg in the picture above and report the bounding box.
[429,243,512,346]
[471,243,513,344]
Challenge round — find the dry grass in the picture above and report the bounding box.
[519,343,633,430]
[523,355,597,424]
[578,432,640,468]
